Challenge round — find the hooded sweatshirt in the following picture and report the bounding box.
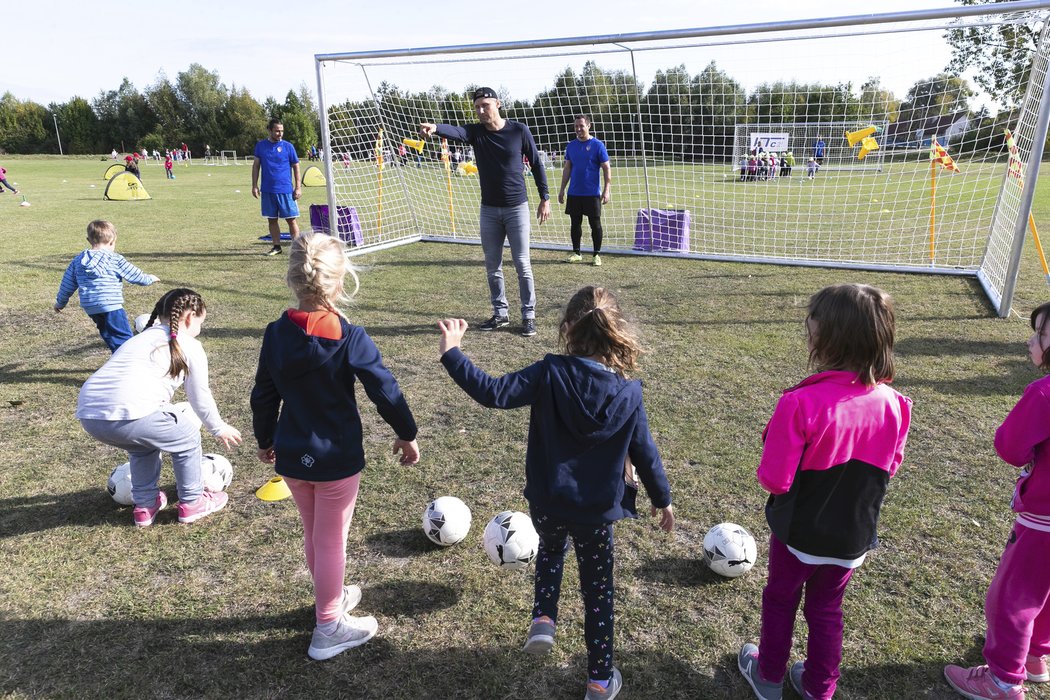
[250,312,417,481]
[55,248,154,315]
[440,349,671,524]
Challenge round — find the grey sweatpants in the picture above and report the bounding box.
[81,403,203,507]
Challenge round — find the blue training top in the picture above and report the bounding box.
[564,137,609,197]
[436,120,549,207]
[254,138,299,193]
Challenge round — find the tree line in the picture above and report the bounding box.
[0,63,319,157]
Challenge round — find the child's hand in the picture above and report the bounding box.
[216,425,243,450]
[438,318,468,354]
[393,438,420,465]
[652,504,675,533]
[53,305,62,313]
[257,447,276,464]
[148,275,160,284]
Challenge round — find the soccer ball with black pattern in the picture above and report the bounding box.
[703,522,757,578]
[482,510,539,570]
[422,496,472,546]
[201,453,233,493]
[107,462,134,506]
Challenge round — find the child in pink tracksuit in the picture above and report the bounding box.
[738,283,911,700]
[944,301,1050,700]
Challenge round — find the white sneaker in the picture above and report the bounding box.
[308,613,378,660]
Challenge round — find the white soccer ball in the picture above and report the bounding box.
[482,510,539,570]
[201,453,233,492]
[133,313,155,333]
[423,496,472,546]
[703,522,758,578]
[107,462,134,505]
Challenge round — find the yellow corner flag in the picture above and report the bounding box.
[930,139,960,173]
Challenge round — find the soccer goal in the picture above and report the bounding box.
[316,1,1050,316]
[219,150,236,166]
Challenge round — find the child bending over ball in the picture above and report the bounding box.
[738,283,911,700]
[250,233,420,661]
[76,288,242,527]
[55,220,159,352]
[438,286,674,700]
[944,301,1050,700]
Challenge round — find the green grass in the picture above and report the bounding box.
[2,156,1050,698]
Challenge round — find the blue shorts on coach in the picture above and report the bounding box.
[261,192,299,219]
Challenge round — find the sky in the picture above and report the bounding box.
[3,0,987,108]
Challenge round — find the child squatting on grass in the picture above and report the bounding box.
[943,301,1050,700]
[76,288,243,527]
[54,220,159,352]
[738,283,912,700]
[250,233,420,661]
[438,286,675,700]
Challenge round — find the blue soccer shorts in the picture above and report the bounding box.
[261,192,299,220]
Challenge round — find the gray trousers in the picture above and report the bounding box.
[479,202,535,320]
[81,403,203,507]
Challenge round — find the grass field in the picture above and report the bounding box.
[2,156,1050,699]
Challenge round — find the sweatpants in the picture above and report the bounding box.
[479,202,535,320]
[984,522,1050,685]
[80,403,203,506]
[89,309,133,352]
[286,474,362,624]
[758,534,855,700]
[531,512,615,682]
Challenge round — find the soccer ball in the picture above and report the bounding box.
[107,462,134,505]
[422,496,472,546]
[133,313,155,333]
[201,453,233,492]
[703,522,758,578]
[482,511,539,570]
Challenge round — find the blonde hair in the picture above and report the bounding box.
[807,283,896,387]
[86,220,117,246]
[286,234,359,319]
[559,286,643,376]
[146,288,206,379]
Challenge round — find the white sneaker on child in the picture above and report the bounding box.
[307,613,378,660]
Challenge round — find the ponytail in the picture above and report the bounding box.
[148,288,206,379]
[560,286,643,376]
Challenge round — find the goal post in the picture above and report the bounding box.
[316,1,1050,316]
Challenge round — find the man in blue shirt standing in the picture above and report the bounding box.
[814,136,827,166]
[252,119,302,256]
[420,87,551,337]
[558,115,611,266]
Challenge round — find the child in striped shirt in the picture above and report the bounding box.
[55,220,158,352]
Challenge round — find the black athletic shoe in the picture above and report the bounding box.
[521,319,537,337]
[478,314,510,331]
[265,245,282,256]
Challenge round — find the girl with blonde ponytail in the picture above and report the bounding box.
[76,288,242,528]
[437,286,673,699]
[251,233,419,661]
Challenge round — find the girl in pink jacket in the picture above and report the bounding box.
[945,301,1050,700]
[738,283,911,700]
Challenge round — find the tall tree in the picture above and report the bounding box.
[221,86,267,155]
[50,97,100,154]
[0,93,49,153]
[176,64,228,152]
[946,0,1041,107]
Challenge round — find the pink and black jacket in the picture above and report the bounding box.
[757,370,912,560]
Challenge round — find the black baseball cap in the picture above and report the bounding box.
[472,87,499,102]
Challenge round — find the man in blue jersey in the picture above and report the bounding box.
[558,115,611,266]
[252,119,302,256]
[814,135,827,166]
[420,87,551,337]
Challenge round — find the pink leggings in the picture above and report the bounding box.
[285,474,361,624]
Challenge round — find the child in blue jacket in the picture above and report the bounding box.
[438,285,674,700]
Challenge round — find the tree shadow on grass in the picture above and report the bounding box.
[366,579,461,617]
[0,488,126,537]
[845,639,985,700]
[364,527,434,557]
[0,611,740,699]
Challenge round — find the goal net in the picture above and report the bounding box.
[316,4,1050,315]
[219,150,236,166]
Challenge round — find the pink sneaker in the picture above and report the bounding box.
[177,490,228,523]
[944,664,1025,699]
[133,492,168,527]
[1027,654,1049,683]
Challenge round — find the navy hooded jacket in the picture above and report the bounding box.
[251,313,417,481]
[440,348,671,524]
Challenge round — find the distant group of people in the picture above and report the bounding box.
[738,150,795,181]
